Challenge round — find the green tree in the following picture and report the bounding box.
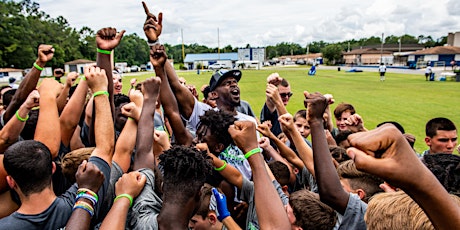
[321,44,343,65]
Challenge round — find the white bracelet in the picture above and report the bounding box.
[147,39,160,46]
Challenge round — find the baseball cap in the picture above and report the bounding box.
[209,69,242,91]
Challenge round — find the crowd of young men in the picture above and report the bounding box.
[0,2,459,230]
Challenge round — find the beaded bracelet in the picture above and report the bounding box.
[214,161,227,171]
[74,200,94,217]
[244,148,262,159]
[33,62,44,71]
[93,91,109,97]
[97,48,112,55]
[15,110,29,122]
[114,194,133,207]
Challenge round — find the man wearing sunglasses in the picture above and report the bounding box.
[260,73,293,137]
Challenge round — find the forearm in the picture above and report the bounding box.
[289,130,315,177]
[133,98,156,170]
[65,209,92,230]
[155,66,192,146]
[0,104,31,153]
[56,85,71,114]
[99,199,131,230]
[35,95,60,158]
[310,120,348,214]
[272,137,305,171]
[273,100,287,116]
[248,153,291,229]
[164,60,194,118]
[92,94,114,164]
[96,53,114,115]
[60,80,88,147]
[210,154,243,189]
[113,119,137,173]
[3,63,42,123]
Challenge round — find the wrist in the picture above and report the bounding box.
[35,59,46,67]
[147,39,160,46]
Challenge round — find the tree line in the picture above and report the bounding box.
[0,0,448,69]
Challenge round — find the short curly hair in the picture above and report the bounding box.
[197,110,236,150]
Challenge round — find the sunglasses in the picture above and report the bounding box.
[280,92,293,98]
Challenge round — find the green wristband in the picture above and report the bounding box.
[244,148,262,159]
[93,91,109,97]
[214,161,227,171]
[97,48,112,55]
[15,110,29,122]
[33,62,44,71]
[114,194,133,207]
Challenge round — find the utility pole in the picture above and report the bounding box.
[217,28,220,60]
[181,29,185,61]
[380,33,384,64]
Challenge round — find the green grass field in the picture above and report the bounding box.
[123,67,460,153]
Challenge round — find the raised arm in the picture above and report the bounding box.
[3,45,54,124]
[35,79,63,159]
[133,77,161,171]
[278,113,315,177]
[149,44,192,145]
[112,90,143,172]
[0,90,39,153]
[60,74,88,148]
[347,124,460,230]
[56,72,78,114]
[100,171,146,230]
[305,92,349,214]
[228,121,290,230]
[85,66,114,165]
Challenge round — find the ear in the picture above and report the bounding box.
[208,212,218,225]
[356,188,366,201]
[424,137,431,146]
[282,185,289,196]
[52,161,56,174]
[6,175,16,190]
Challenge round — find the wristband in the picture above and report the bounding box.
[73,200,94,217]
[77,188,99,202]
[80,75,86,81]
[147,39,160,46]
[93,91,109,97]
[96,48,112,55]
[214,161,227,171]
[114,194,133,207]
[15,110,29,122]
[76,193,97,206]
[128,117,135,121]
[33,62,44,71]
[244,147,262,159]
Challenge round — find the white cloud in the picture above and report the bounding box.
[34,0,460,47]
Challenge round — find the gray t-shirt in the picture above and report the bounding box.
[0,156,111,230]
[128,168,163,230]
[240,178,288,230]
[335,193,367,230]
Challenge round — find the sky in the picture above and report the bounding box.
[35,0,460,48]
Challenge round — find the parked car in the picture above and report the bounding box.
[296,59,306,65]
[209,63,231,70]
[140,64,147,71]
[130,65,140,72]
